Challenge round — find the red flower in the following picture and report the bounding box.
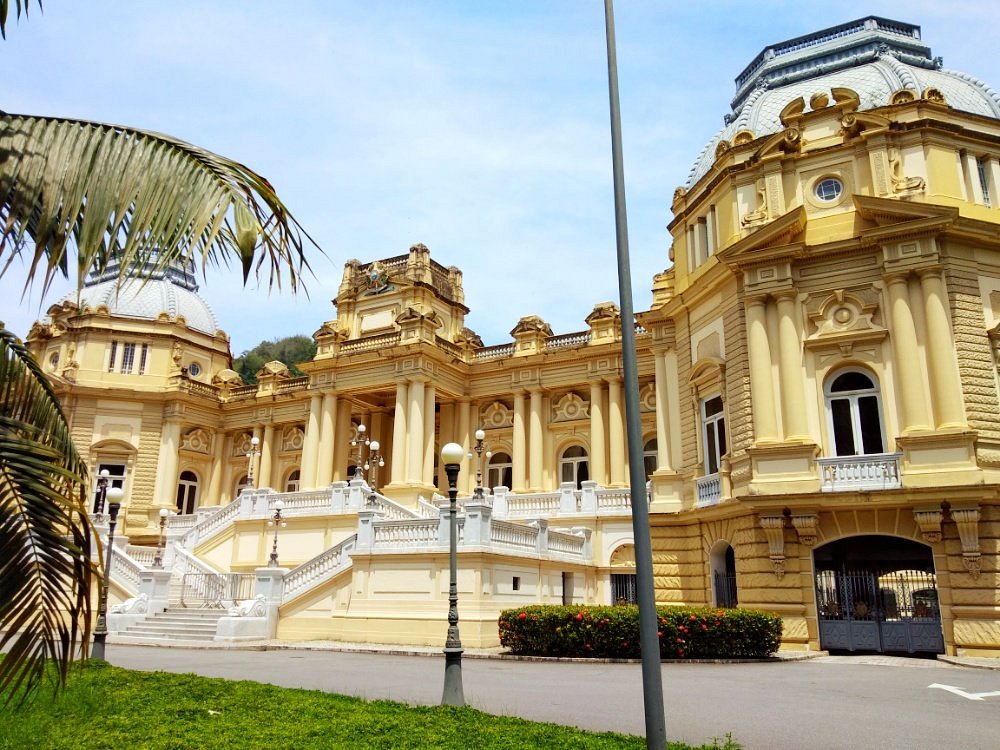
[702,624,708,631]
[690,615,697,621]
[517,611,527,620]
[678,649,684,657]
[657,631,663,637]
[575,612,584,621]
[676,637,684,643]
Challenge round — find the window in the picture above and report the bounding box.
[487,452,513,490]
[814,178,844,202]
[643,438,657,481]
[92,462,126,512]
[559,445,589,489]
[176,470,200,514]
[611,573,637,605]
[235,475,251,496]
[108,340,147,375]
[107,341,118,372]
[826,370,885,456]
[977,157,992,208]
[138,344,149,375]
[701,396,727,475]
[187,361,202,377]
[120,343,136,375]
[512,576,521,591]
[285,469,301,493]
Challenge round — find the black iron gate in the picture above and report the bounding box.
[815,569,944,654]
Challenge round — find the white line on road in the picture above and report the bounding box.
[928,683,1000,701]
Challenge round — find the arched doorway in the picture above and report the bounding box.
[709,541,738,608]
[175,470,200,514]
[814,535,943,654]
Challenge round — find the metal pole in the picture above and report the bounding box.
[440,442,465,707]
[91,487,123,661]
[603,1,667,746]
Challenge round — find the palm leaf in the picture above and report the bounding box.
[0,1,39,39]
[0,326,92,705]
[0,111,319,301]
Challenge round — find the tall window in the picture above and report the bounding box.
[108,340,148,375]
[93,462,126,511]
[120,343,136,374]
[701,396,727,475]
[285,469,301,493]
[176,470,200,514]
[643,438,657,481]
[487,452,513,490]
[559,445,589,489]
[826,370,884,456]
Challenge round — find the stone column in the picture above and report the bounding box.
[746,296,779,442]
[512,390,527,492]
[206,430,226,505]
[776,291,809,440]
[258,423,276,490]
[300,393,322,490]
[920,268,965,428]
[652,353,671,472]
[423,382,436,487]
[456,398,473,494]
[408,379,425,483]
[664,350,682,471]
[886,273,931,432]
[333,405,352,482]
[152,420,182,507]
[529,388,544,491]
[390,381,408,485]
[608,377,626,486]
[315,392,338,486]
[589,379,608,484]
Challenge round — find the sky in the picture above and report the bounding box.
[3,1,1000,356]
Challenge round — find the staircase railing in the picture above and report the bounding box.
[282,535,357,601]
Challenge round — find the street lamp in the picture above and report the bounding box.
[439,442,465,707]
[267,499,286,566]
[351,423,369,479]
[92,485,125,661]
[366,440,384,506]
[246,435,261,489]
[152,507,170,568]
[93,468,110,516]
[468,429,491,500]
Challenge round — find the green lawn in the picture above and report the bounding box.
[2,662,740,749]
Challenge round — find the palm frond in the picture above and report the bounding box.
[0,1,40,39]
[0,326,92,705]
[0,111,320,300]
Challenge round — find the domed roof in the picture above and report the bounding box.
[68,254,220,336]
[686,17,1000,188]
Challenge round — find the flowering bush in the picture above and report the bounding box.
[498,605,781,659]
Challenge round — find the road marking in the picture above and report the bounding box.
[928,683,1000,701]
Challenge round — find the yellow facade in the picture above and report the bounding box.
[29,17,1000,654]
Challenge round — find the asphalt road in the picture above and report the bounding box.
[107,647,1000,749]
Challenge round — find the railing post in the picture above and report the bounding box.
[239,488,255,516]
[139,569,173,613]
[463,501,491,545]
[580,480,599,514]
[330,480,348,512]
[437,500,451,546]
[356,508,377,551]
[253,567,288,639]
[491,486,509,519]
[559,482,578,515]
[534,518,549,555]
[348,478,366,510]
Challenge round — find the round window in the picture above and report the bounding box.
[187,362,202,377]
[49,351,60,369]
[814,177,844,202]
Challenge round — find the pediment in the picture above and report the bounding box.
[717,206,807,269]
[854,195,957,229]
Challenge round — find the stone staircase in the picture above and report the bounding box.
[114,607,228,644]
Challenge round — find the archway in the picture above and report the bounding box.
[813,535,943,654]
[709,540,738,608]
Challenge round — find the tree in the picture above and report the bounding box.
[233,335,317,384]
[0,3,320,701]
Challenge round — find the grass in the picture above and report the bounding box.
[1,661,741,749]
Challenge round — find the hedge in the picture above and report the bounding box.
[498,605,782,659]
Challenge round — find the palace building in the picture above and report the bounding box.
[29,17,1000,655]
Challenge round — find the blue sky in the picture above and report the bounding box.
[4,1,1000,355]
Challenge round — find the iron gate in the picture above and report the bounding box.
[815,569,943,653]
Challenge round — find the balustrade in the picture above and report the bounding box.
[696,474,722,507]
[817,453,902,492]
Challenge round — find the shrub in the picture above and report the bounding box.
[498,605,782,659]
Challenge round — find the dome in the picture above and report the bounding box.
[686,17,1000,188]
[67,254,220,336]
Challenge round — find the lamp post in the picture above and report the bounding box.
[439,442,465,707]
[246,435,261,489]
[366,439,384,506]
[469,429,491,500]
[351,423,369,479]
[267,499,286,566]
[152,507,170,568]
[91,485,125,661]
[93,468,110,516]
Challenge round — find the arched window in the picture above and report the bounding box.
[559,445,589,489]
[285,469,301,493]
[487,452,513,490]
[701,395,726,475]
[643,438,657,481]
[826,370,885,456]
[176,470,200,514]
[235,475,251,497]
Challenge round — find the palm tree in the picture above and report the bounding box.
[0,6,319,699]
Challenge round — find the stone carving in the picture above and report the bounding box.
[913,507,944,543]
[791,513,818,546]
[952,507,982,578]
[742,178,768,226]
[181,428,211,454]
[759,515,786,579]
[639,383,656,412]
[282,425,305,452]
[228,594,266,617]
[552,392,589,422]
[111,593,149,615]
[482,400,513,429]
[889,147,925,193]
[234,432,256,457]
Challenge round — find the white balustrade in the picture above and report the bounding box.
[282,536,357,600]
[109,545,143,594]
[696,474,722,507]
[372,518,441,548]
[817,453,902,492]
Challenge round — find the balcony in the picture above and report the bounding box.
[696,474,722,507]
[817,453,902,492]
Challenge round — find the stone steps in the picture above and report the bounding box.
[116,606,227,642]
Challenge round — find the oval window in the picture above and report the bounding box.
[814,177,844,202]
[187,362,202,377]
